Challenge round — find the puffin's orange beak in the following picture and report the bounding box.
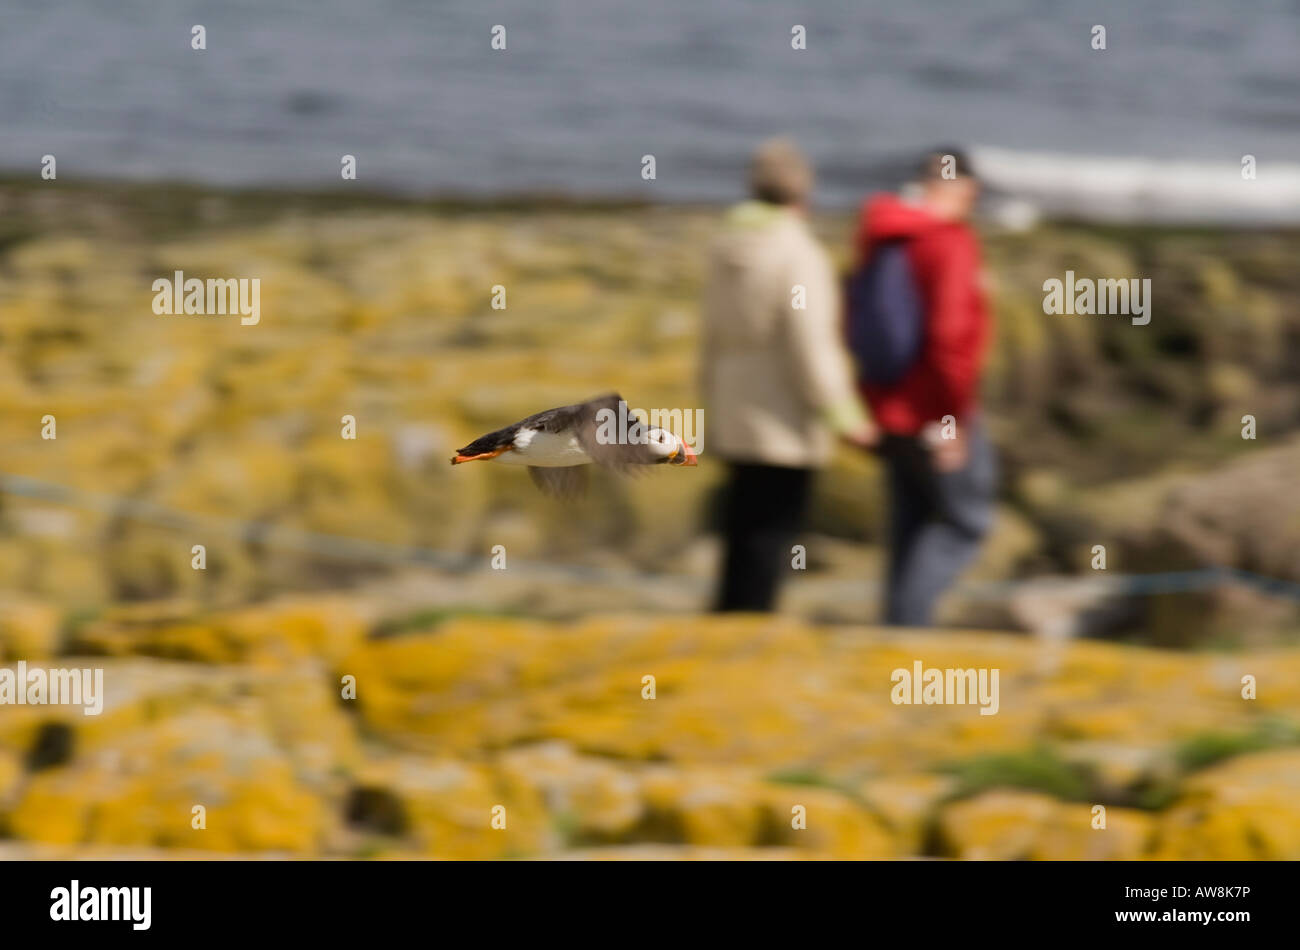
[680,445,698,466]
[450,446,510,465]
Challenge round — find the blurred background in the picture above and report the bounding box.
[0,0,1298,860]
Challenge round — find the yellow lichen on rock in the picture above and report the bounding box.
[1153,749,1300,859]
[0,597,61,660]
[0,593,1297,859]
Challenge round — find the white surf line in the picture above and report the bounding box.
[973,145,1300,226]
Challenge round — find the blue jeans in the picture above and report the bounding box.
[880,420,996,626]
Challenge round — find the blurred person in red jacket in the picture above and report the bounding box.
[850,148,996,626]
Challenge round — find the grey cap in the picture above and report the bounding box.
[749,137,814,205]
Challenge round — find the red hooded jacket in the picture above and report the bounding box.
[855,193,990,436]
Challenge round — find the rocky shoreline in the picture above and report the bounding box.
[1,180,1298,858]
[2,600,1298,859]
[2,179,1297,641]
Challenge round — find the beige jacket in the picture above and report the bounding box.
[700,202,865,468]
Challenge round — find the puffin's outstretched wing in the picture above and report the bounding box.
[526,465,589,499]
[569,392,664,473]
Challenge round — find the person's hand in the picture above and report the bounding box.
[841,419,881,452]
[924,425,968,472]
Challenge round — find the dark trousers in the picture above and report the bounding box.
[715,462,814,612]
[880,420,996,626]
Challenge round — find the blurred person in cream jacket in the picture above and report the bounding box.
[701,138,876,611]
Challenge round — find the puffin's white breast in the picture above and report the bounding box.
[495,427,592,467]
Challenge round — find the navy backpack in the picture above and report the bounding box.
[846,240,924,386]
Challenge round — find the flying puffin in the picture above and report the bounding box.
[450,393,697,497]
